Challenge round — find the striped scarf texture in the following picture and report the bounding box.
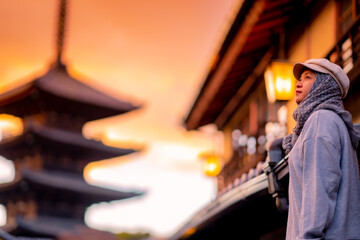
[282,72,360,155]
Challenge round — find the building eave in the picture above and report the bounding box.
[184,0,306,130]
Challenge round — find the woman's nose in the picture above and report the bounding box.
[296,81,302,88]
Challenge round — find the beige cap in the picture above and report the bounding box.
[293,58,350,98]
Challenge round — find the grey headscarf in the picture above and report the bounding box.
[282,72,360,155]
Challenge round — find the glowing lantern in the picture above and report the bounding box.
[203,155,221,177]
[264,61,296,103]
[0,114,23,140]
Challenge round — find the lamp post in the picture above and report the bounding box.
[264,61,295,103]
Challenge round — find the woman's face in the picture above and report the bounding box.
[295,69,316,104]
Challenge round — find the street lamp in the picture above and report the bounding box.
[264,61,295,103]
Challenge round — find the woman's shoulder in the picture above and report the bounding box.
[309,109,343,122]
[303,109,346,139]
[308,109,345,126]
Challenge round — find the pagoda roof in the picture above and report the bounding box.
[4,216,117,239]
[24,168,142,203]
[0,227,52,240]
[0,168,143,205]
[0,63,139,121]
[13,216,82,238]
[0,119,137,163]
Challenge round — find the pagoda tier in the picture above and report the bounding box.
[0,119,136,173]
[7,216,85,239]
[0,168,142,221]
[0,63,139,132]
[0,228,52,240]
[3,216,119,240]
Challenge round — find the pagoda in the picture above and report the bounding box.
[0,0,142,239]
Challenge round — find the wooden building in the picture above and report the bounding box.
[172,0,360,239]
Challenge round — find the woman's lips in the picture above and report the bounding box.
[296,90,301,94]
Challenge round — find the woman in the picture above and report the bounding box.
[282,58,360,239]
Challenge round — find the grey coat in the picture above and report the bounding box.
[286,109,360,240]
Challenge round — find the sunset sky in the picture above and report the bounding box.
[0,0,241,237]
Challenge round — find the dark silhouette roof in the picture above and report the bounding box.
[0,227,52,240]
[0,216,118,240]
[0,63,139,121]
[0,119,137,163]
[0,168,143,206]
[2,216,118,240]
[14,216,86,238]
[23,168,142,203]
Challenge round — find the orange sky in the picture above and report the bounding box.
[0,0,241,237]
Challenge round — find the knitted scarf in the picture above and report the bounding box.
[282,73,360,155]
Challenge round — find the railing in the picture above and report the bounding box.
[327,17,360,76]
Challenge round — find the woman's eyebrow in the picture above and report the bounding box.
[302,72,313,77]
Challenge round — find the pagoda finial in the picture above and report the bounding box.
[56,0,67,64]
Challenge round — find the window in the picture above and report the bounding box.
[338,0,360,37]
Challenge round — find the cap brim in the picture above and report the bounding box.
[293,62,329,80]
